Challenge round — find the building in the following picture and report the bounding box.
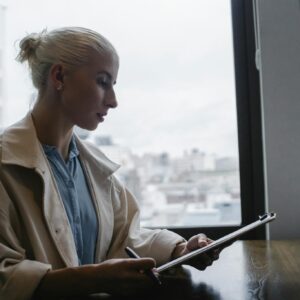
[172,149,216,180]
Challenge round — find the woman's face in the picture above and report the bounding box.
[60,49,119,130]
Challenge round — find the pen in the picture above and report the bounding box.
[125,246,162,285]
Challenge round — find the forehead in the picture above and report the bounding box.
[86,49,119,78]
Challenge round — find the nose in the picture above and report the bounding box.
[105,88,118,109]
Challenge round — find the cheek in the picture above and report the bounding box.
[65,85,100,111]
[80,88,103,110]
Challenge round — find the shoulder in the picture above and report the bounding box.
[0,114,45,168]
[78,138,107,157]
[75,136,120,177]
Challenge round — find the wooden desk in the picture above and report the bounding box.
[84,240,300,300]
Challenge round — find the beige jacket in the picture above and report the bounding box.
[0,114,184,300]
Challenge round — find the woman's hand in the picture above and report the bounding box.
[34,258,157,298]
[91,258,158,295]
[171,234,220,270]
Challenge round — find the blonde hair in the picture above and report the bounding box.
[16,27,118,91]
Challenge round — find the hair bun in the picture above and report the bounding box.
[16,31,45,63]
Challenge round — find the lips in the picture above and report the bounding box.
[96,112,107,121]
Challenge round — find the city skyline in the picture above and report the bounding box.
[98,135,241,227]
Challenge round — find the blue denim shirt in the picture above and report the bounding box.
[42,137,98,265]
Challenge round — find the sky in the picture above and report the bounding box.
[1,0,239,158]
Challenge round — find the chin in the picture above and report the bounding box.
[76,122,99,132]
[86,124,99,131]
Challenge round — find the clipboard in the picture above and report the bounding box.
[157,212,276,273]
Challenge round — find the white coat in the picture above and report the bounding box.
[0,113,184,300]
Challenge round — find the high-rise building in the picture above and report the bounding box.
[0,3,6,129]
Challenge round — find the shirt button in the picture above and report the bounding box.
[68,180,74,187]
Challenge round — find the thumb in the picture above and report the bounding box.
[187,234,208,251]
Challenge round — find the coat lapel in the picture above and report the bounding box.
[1,113,120,266]
[40,166,79,266]
[1,113,78,267]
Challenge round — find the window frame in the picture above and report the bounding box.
[148,0,266,241]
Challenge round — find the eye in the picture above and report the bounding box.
[97,75,111,89]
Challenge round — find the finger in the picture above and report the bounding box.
[191,253,213,270]
[152,268,159,275]
[198,235,209,248]
[198,233,207,239]
[128,258,156,271]
[201,253,213,265]
[207,248,220,261]
[187,234,206,251]
[212,248,220,259]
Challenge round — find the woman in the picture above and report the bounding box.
[0,27,218,299]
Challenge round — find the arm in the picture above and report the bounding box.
[0,180,158,299]
[0,182,51,300]
[106,176,220,270]
[34,258,156,298]
[106,176,185,265]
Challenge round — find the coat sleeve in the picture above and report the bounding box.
[106,176,185,266]
[0,182,51,300]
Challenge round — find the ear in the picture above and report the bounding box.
[49,64,65,91]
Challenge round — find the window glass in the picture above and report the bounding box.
[0,4,5,129]
[2,0,241,227]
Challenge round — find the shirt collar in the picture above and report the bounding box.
[1,112,119,176]
[42,135,80,162]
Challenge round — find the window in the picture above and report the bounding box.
[0,4,5,129]
[2,0,265,239]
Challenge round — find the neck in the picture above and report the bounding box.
[31,95,74,160]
